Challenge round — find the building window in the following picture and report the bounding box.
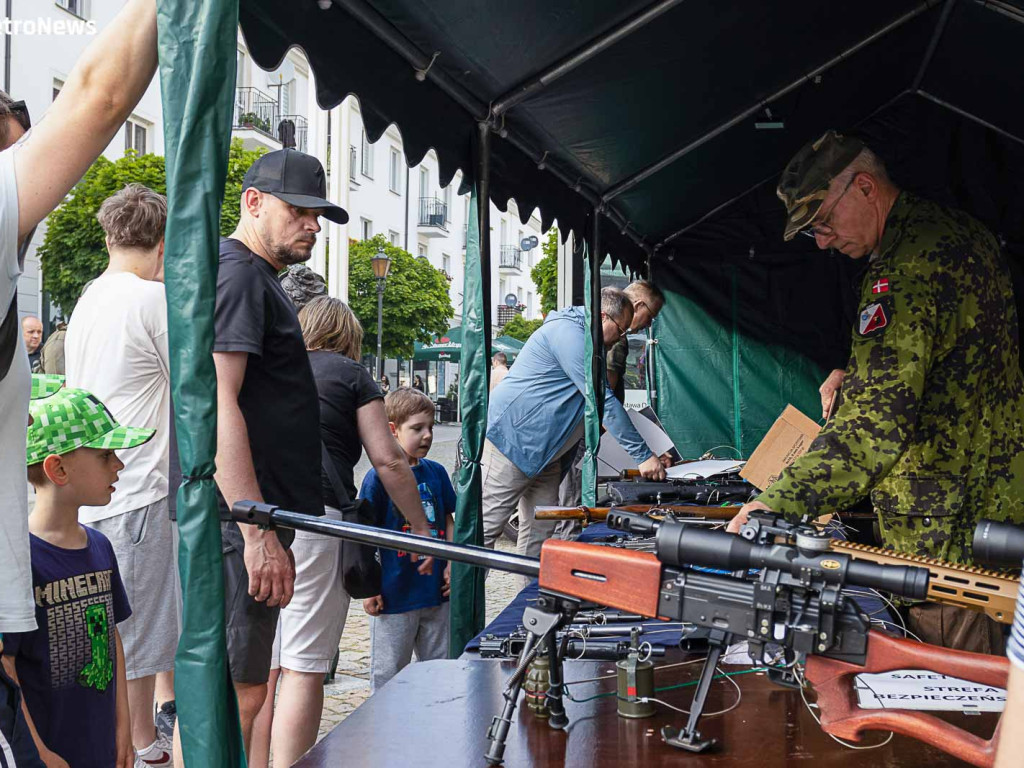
[361,218,373,240]
[443,185,452,223]
[442,253,451,274]
[500,219,508,247]
[419,167,429,198]
[418,243,427,258]
[527,291,534,316]
[360,131,374,178]
[389,230,400,246]
[389,148,402,194]
[124,117,148,155]
[56,0,87,18]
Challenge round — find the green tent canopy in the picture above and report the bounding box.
[413,326,524,363]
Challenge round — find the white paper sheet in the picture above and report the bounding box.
[666,459,745,480]
[596,406,678,474]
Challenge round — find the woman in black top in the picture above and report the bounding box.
[264,296,433,767]
[413,374,425,392]
[380,374,391,393]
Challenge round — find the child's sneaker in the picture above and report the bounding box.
[135,733,173,766]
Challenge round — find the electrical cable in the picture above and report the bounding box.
[793,665,895,751]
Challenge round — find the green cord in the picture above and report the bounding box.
[561,667,767,703]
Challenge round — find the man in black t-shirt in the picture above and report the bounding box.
[212,148,348,750]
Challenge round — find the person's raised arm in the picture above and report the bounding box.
[214,351,295,608]
[14,0,158,243]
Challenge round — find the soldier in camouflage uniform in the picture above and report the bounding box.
[728,130,1024,651]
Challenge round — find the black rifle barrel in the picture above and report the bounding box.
[232,501,541,578]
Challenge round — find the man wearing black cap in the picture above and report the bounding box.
[727,130,1024,652]
[209,148,364,750]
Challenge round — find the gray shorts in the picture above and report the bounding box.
[221,521,284,685]
[89,498,178,680]
[369,603,450,693]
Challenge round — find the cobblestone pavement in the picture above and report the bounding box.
[315,424,522,746]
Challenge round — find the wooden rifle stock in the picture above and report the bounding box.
[806,630,1008,768]
[831,540,1019,624]
[533,505,742,522]
[537,539,664,618]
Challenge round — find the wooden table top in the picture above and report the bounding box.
[296,657,994,767]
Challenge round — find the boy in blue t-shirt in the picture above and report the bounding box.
[361,387,456,692]
[1,384,155,768]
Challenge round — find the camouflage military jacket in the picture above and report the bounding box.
[759,192,1024,563]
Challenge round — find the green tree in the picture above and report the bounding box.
[348,235,454,359]
[498,314,543,343]
[38,139,266,316]
[531,226,559,315]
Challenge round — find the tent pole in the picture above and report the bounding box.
[590,207,604,425]
[916,90,1024,148]
[490,0,685,117]
[581,207,604,506]
[912,0,958,90]
[478,122,493,357]
[602,1,936,203]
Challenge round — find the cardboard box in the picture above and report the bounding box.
[740,405,821,491]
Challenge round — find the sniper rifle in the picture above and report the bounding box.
[232,502,1005,767]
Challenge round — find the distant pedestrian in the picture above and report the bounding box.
[21,315,42,371]
[380,374,391,394]
[489,351,509,393]
[413,374,425,393]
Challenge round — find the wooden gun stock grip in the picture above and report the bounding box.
[538,539,663,618]
[805,630,1008,767]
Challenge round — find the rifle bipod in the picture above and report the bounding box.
[661,628,731,753]
[485,597,576,765]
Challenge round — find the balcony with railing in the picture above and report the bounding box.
[234,87,278,136]
[499,245,522,273]
[418,197,449,237]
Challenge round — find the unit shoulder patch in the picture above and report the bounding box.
[858,300,890,338]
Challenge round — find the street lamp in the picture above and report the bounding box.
[371,247,392,382]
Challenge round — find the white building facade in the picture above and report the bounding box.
[10,3,548,336]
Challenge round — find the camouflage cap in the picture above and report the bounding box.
[30,373,65,400]
[27,387,155,466]
[777,130,865,241]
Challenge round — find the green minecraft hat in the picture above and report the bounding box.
[30,373,65,400]
[777,130,865,241]
[27,387,155,466]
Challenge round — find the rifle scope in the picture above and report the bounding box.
[973,518,1024,569]
[606,511,929,601]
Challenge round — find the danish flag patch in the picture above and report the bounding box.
[871,278,889,294]
[859,302,888,337]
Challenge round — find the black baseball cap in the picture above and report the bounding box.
[242,148,348,224]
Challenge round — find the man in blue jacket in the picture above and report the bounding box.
[483,287,666,558]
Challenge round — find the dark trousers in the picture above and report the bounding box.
[0,664,44,767]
